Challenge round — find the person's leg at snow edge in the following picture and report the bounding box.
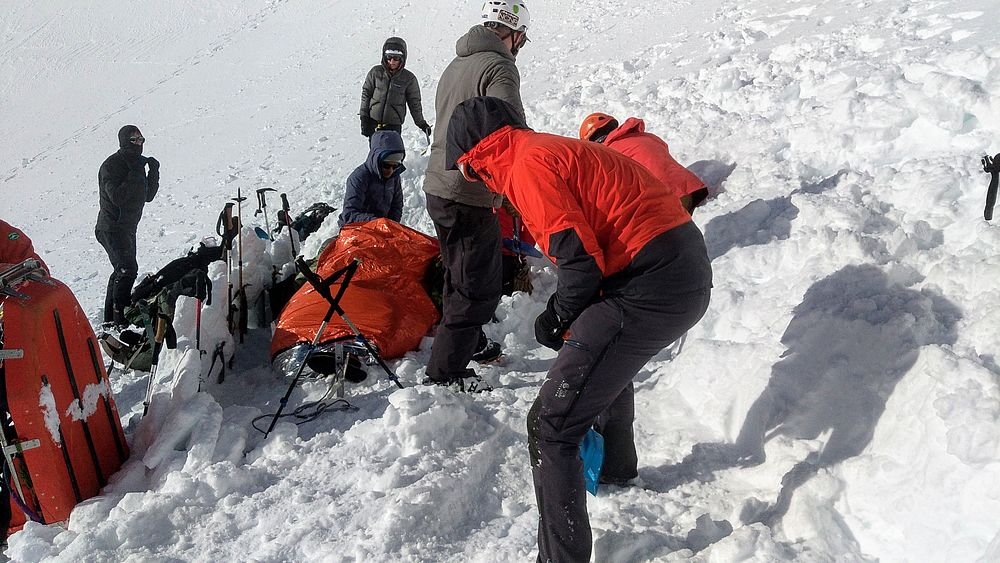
[424,194,503,381]
[593,382,639,484]
[95,229,138,325]
[527,227,712,563]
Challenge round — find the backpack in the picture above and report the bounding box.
[290,203,336,242]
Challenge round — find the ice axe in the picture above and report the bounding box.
[233,189,248,343]
[142,314,168,417]
[255,188,277,240]
[279,193,298,257]
[983,153,1000,220]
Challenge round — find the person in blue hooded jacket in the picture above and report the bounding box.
[338,130,406,228]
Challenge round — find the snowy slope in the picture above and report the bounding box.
[3,0,1000,561]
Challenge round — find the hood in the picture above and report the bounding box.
[382,37,407,68]
[604,117,645,144]
[455,25,514,61]
[117,124,143,155]
[446,96,528,171]
[366,130,406,178]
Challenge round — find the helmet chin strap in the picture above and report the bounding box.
[509,32,525,58]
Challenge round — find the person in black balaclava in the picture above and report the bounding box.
[359,37,431,140]
[95,125,159,327]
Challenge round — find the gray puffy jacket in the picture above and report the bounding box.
[423,25,525,209]
[360,37,428,128]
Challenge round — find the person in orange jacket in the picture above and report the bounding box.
[0,219,47,272]
[579,112,708,213]
[447,97,712,563]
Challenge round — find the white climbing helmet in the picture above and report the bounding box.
[481,1,529,34]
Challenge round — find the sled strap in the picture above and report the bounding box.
[41,375,83,504]
[53,310,105,486]
[85,337,128,465]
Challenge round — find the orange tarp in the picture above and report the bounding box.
[270,219,440,360]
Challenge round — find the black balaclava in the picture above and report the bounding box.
[445,96,529,171]
[118,125,143,155]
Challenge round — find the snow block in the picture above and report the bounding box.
[0,260,129,535]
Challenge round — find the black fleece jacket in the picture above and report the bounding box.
[96,146,158,233]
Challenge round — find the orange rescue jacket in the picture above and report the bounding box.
[459,126,690,320]
[604,117,704,199]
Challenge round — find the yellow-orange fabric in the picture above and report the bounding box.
[270,219,440,360]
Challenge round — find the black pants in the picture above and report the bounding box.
[501,254,524,296]
[95,229,138,323]
[528,223,713,563]
[424,194,501,380]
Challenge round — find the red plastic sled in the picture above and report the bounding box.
[0,259,129,535]
[271,219,441,360]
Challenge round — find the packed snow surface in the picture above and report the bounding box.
[3,0,1000,561]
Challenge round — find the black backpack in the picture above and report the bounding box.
[290,203,336,242]
[131,243,221,303]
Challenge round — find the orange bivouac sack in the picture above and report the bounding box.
[270,219,441,361]
[0,259,129,536]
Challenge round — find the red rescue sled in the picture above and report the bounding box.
[271,219,441,360]
[0,259,129,535]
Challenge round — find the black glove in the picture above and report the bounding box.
[418,122,432,138]
[145,156,160,171]
[984,153,1000,174]
[534,295,569,351]
[361,116,376,137]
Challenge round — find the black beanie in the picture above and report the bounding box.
[446,97,529,171]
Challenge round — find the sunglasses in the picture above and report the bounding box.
[458,162,481,182]
[385,55,402,62]
[130,136,145,144]
[380,161,401,170]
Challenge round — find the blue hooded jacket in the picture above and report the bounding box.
[338,130,406,228]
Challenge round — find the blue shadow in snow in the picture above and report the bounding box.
[648,264,961,530]
[702,170,847,260]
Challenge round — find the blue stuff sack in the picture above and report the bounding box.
[580,428,605,496]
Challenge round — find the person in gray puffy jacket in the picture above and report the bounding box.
[422,1,530,387]
[337,130,405,228]
[360,37,431,139]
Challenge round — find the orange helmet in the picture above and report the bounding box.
[579,112,619,142]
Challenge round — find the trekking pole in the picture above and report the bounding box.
[263,260,359,437]
[295,257,404,389]
[255,188,276,240]
[194,272,210,390]
[983,153,1000,220]
[142,315,168,417]
[280,193,298,257]
[233,189,248,343]
[216,203,237,334]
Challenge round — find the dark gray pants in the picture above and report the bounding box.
[528,224,712,563]
[425,194,501,380]
[95,229,138,323]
